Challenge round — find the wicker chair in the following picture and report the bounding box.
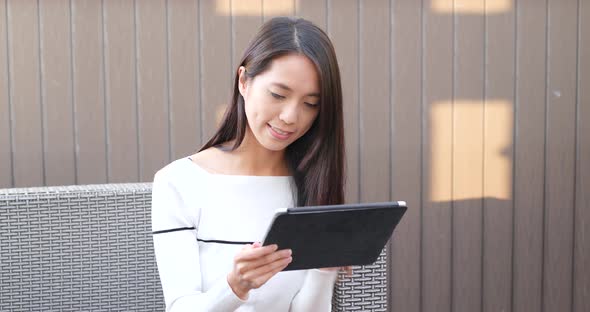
[0,184,387,312]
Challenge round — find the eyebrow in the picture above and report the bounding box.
[271,82,320,97]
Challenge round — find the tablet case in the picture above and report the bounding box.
[262,201,407,271]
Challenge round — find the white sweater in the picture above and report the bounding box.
[151,157,338,312]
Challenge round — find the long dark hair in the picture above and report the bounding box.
[200,17,344,207]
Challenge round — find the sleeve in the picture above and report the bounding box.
[289,268,338,312]
[151,170,248,312]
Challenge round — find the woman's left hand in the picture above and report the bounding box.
[319,266,352,276]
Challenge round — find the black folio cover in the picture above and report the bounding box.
[262,201,407,271]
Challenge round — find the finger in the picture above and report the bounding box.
[242,254,292,280]
[242,242,262,254]
[238,248,292,273]
[237,244,278,261]
[345,266,353,276]
[249,257,292,289]
[318,267,338,271]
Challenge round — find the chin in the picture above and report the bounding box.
[253,130,294,152]
[262,141,290,152]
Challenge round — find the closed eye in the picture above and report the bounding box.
[305,102,319,108]
[270,92,285,100]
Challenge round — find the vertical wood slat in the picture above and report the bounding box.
[168,0,200,159]
[359,0,390,203]
[72,0,106,184]
[359,1,391,308]
[136,0,169,182]
[482,2,515,312]
[200,0,231,142]
[574,1,590,310]
[104,0,138,183]
[390,0,422,310]
[328,0,359,204]
[544,0,578,310]
[422,0,453,310]
[228,0,261,144]
[228,0,261,135]
[295,0,326,31]
[452,1,485,312]
[39,0,75,187]
[513,0,546,311]
[0,0,12,188]
[7,0,43,187]
[231,0,262,74]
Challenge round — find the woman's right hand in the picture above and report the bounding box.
[226,242,293,300]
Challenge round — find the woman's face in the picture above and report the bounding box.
[238,53,320,152]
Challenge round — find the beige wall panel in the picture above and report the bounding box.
[296,0,326,31]
[574,1,590,310]
[39,0,75,187]
[422,0,453,310]
[544,0,578,310]
[359,0,390,203]
[262,0,295,22]
[452,1,485,311]
[513,1,546,311]
[168,0,201,159]
[136,0,169,181]
[329,0,359,204]
[360,2,391,308]
[231,0,262,73]
[390,0,422,310]
[0,0,12,188]
[482,3,515,312]
[228,0,260,138]
[200,0,231,142]
[104,0,139,183]
[7,0,43,187]
[72,0,107,184]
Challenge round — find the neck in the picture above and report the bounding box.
[222,128,289,176]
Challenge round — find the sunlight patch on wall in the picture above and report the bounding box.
[431,0,512,14]
[429,103,453,203]
[430,100,513,202]
[483,100,513,201]
[216,0,292,16]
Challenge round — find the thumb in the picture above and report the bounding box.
[242,242,260,250]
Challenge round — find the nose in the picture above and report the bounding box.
[279,102,298,125]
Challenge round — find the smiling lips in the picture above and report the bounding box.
[267,123,293,140]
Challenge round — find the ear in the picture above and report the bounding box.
[237,66,248,98]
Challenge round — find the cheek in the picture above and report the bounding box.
[243,89,260,115]
[244,91,272,125]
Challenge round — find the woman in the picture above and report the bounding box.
[152,17,347,311]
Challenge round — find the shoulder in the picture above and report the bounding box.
[154,157,192,183]
[151,157,203,229]
[153,154,210,192]
[187,147,226,173]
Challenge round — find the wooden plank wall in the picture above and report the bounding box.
[0,0,588,311]
[576,3,589,312]
[513,0,546,310]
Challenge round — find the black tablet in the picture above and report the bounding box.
[261,201,407,271]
